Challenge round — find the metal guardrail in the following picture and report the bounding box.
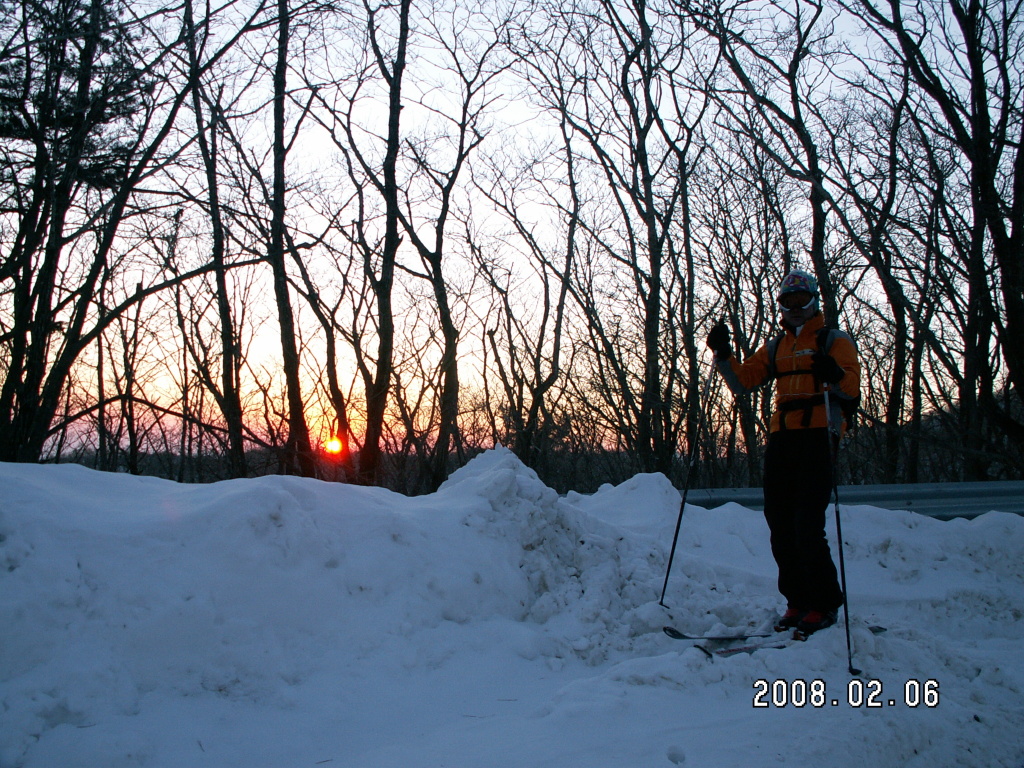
[686,481,1024,521]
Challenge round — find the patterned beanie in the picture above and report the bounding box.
[778,269,818,298]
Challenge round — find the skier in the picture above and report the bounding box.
[705,269,861,637]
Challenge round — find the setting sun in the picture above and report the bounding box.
[324,437,344,455]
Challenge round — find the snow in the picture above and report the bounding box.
[1,447,1022,768]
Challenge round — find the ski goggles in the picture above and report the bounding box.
[777,293,817,311]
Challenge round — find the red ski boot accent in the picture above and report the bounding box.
[794,609,838,639]
[773,607,805,632]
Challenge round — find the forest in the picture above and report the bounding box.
[1,0,1022,494]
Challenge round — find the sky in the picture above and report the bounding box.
[1,448,1022,767]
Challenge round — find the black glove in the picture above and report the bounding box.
[706,322,732,360]
[811,352,845,384]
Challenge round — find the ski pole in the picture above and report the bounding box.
[823,383,861,676]
[660,357,717,608]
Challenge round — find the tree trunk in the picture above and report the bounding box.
[356,0,410,485]
[268,0,315,476]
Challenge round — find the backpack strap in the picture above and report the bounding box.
[817,327,860,431]
[766,332,784,379]
[816,327,835,355]
[778,393,825,427]
[768,330,833,380]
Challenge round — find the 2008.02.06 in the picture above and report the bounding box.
[753,678,940,708]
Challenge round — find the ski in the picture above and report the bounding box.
[707,623,886,658]
[668,623,887,655]
[663,626,774,642]
[793,623,887,642]
[666,623,886,646]
[713,639,792,657]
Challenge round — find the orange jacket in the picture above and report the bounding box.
[716,313,861,434]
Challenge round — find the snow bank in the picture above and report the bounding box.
[1,448,1022,767]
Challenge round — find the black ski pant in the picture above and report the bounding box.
[762,427,844,613]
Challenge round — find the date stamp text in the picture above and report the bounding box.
[753,678,940,709]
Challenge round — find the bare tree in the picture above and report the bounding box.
[0,0,271,462]
[838,0,1024,467]
[183,0,248,477]
[510,0,715,476]
[471,135,576,472]
[390,2,508,488]
[680,0,854,319]
[262,0,316,475]
[298,0,412,485]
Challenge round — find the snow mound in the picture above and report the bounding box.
[2,448,1023,768]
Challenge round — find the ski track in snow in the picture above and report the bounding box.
[1,448,1022,768]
